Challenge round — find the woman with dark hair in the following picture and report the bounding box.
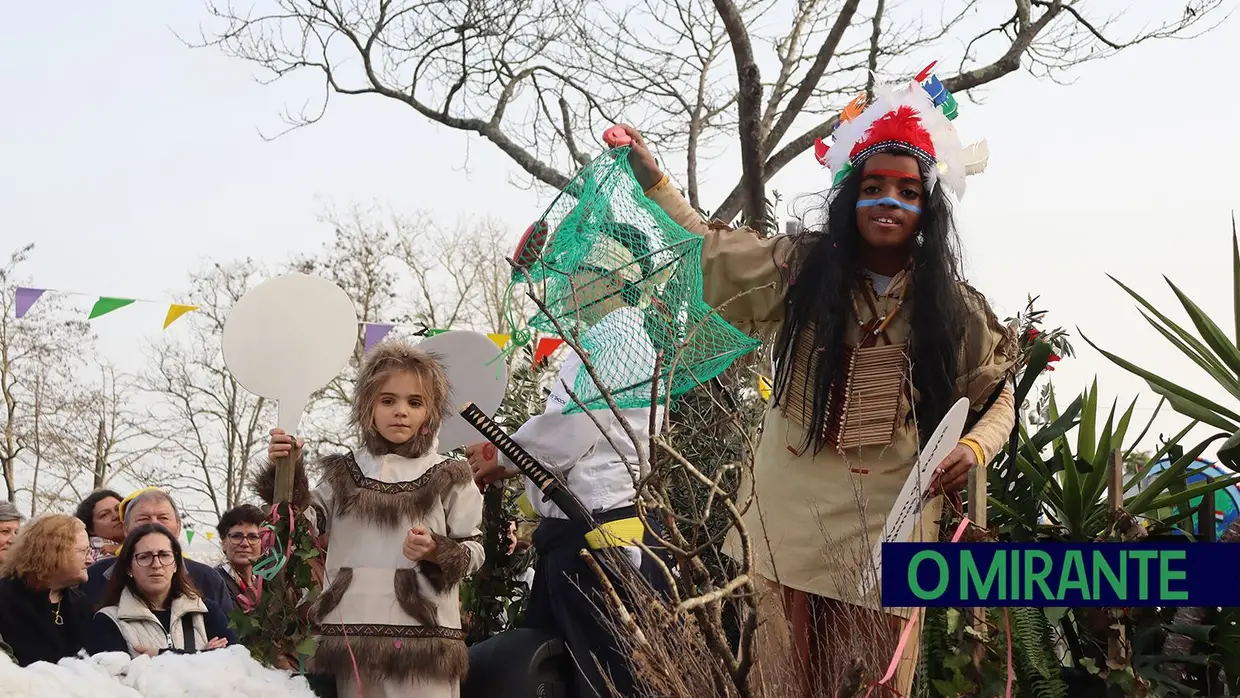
[74,489,124,564]
[86,523,235,657]
[609,76,1016,694]
[0,514,92,666]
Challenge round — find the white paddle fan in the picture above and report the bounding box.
[858,397,971,599]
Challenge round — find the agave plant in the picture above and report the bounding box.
[987,342,1240,542]
[1083,215,1240,470]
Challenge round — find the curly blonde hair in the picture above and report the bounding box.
[0,514,85,587]
[350,341,451,458]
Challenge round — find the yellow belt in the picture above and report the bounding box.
[584,517,645,550]
[516,493,645,550]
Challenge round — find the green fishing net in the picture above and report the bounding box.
[506,147,760,413]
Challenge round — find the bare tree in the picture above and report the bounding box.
[0,244,95,507]
[142,260,276,521]
[37,365,166,507]
[198,0,1223,224]
[23,366,147,515]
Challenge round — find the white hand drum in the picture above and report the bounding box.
[222,274,358,434]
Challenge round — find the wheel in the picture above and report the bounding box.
[462,627,572,698]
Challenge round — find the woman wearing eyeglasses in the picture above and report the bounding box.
[87,523,235,657]
[213,504,266,604]
[0,514,92,666]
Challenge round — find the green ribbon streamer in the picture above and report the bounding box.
[252,523,288,581]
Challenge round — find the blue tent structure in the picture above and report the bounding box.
[1129,457,1240,538]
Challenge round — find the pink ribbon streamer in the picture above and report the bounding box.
[867,517,1005,698]
[1003,607,1014,697]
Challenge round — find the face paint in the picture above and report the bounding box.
[856,197,922,214]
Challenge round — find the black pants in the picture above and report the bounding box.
[523,507,673,698]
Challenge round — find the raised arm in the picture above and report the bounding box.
[956,287,1020,464]
[252,429,333,536]
[611,125,789,333]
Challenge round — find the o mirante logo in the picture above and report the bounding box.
[881,542,1240,607]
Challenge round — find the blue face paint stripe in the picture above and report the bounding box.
[856,197,921,214]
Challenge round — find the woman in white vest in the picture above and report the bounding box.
[86,523,235,657]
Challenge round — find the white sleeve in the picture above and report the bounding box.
[442,478,485,576]
[503,408,612,475]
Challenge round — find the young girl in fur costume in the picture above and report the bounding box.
[260,339,484,698]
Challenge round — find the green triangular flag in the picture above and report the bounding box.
[185,529,195,545]
[89,297,136,319]
[426,328,449,336]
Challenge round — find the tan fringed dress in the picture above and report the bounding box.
[646,178,1017,694]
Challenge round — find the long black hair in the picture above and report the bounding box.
[771,160,968,453]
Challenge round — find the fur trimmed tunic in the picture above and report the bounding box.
[261,444,484,698]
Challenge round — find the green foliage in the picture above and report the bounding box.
[1007,606,1067,698]
[1083,215,1240,469]
[920,298,1240,697]
[229,501,324,670]
[460,346,546,643]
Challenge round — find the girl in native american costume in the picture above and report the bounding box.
[610,73,1017,695]
[259,336,485,698]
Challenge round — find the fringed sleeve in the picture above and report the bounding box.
[954,284,1019,463]
[251,452,335,536]
[422,462,484,593]
[646,177,791,332]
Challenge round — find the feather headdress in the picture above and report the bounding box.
[815,62,989,200]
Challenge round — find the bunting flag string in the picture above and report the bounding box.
[15,286,572,364]
[533,337,564,364]
[89,297,136,319]
[363,323,396,353]
[14,288,45,318]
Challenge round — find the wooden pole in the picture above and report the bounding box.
[273,452,295,505]
[270,448,295,664]
[968,461,989,660]
[1105,449,1132,671]
[1107,449,1124,514]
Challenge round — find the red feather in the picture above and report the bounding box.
[814,138,830,166]
[849,106,936,160]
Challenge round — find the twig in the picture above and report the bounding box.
[678,574,751,612]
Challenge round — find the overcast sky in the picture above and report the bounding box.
[3,2,1239,470]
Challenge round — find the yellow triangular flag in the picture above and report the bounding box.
[163,304,198,330]
[205,532,215,541]
[487,333,511,349]
[758,375,772,401]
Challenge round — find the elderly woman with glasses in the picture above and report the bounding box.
[0,513,92,666]
[86,523,235,657]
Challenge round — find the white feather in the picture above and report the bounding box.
[962,139,990,176]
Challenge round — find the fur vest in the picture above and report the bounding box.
[255,445,485,686]
[95,588,208,657]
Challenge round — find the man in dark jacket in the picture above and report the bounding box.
[81,488,234,614]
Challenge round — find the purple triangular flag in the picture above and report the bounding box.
[15,288,45,318]
[363,323,395,353]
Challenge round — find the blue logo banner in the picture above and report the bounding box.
[881,542,1240,607]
